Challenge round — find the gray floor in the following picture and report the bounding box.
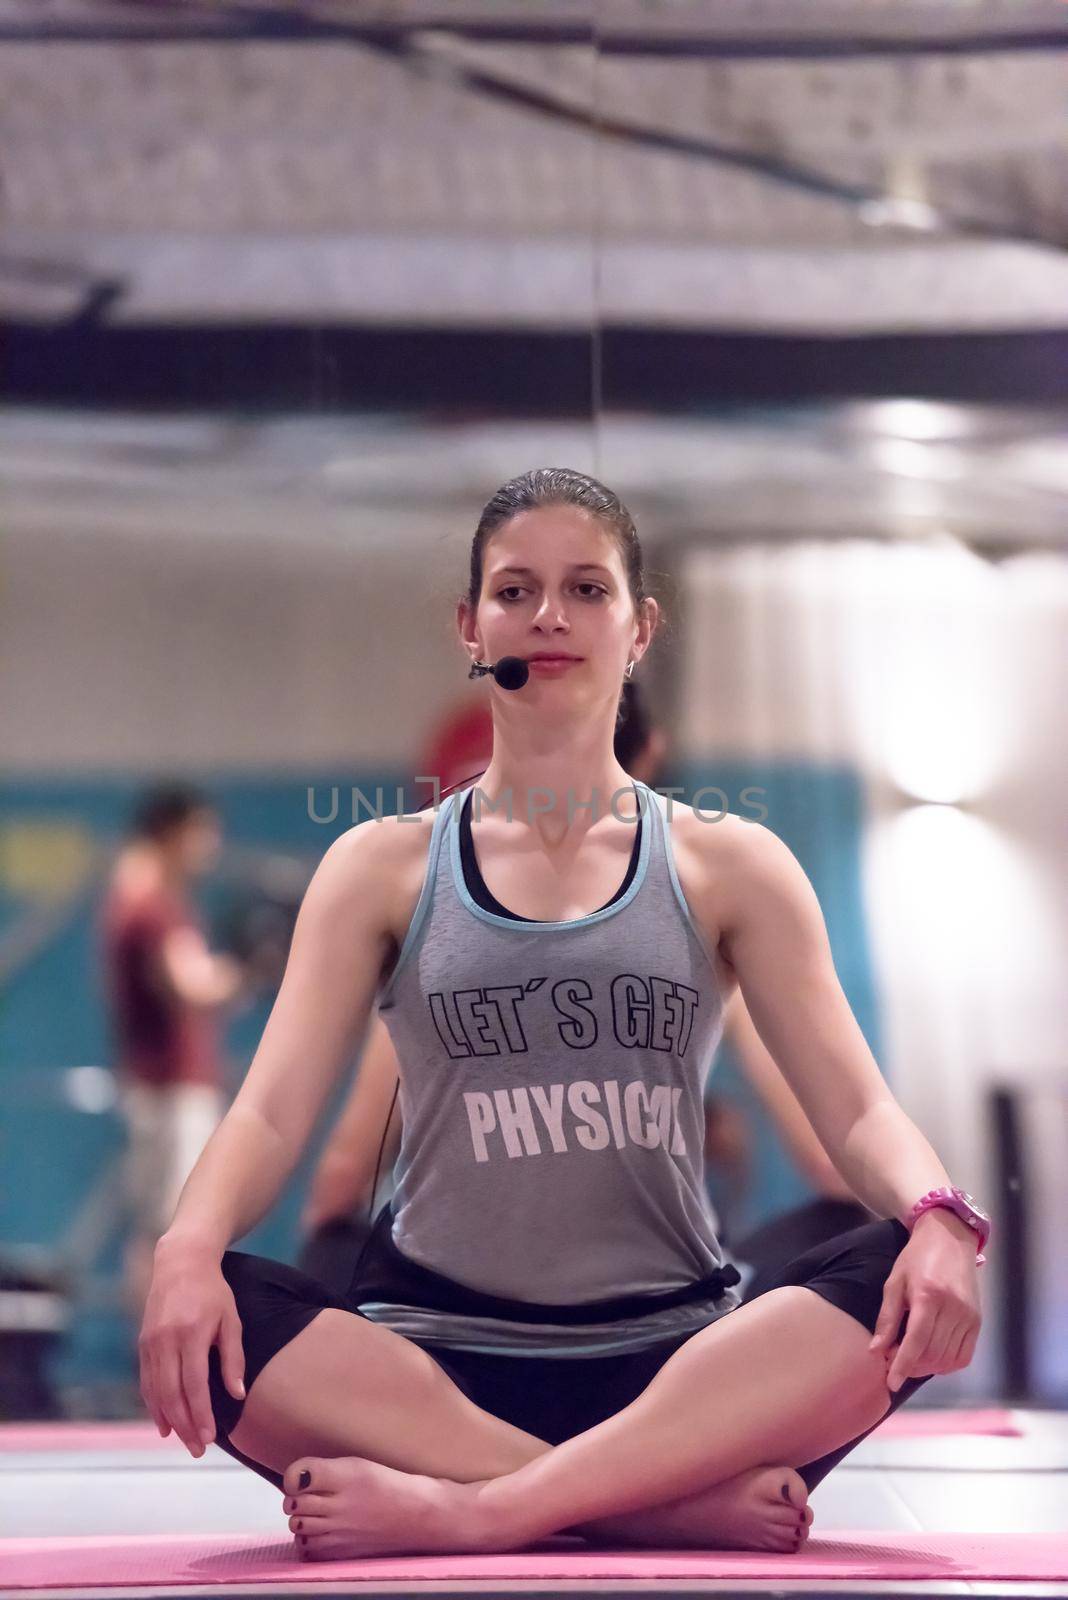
[2,1409,1066,1597]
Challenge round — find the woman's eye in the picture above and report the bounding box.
[496,585,607,602]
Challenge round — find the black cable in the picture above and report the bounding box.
[345,767,487,1303]
[371,45,1061,251]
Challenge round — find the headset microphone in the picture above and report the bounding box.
[467,655,530,690]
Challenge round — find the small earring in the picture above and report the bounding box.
[468,659,492,680]
[624,660,635,680]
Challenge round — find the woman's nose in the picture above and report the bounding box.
[533,594,568,626]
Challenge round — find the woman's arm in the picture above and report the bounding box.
[712,821,983,1392]
[160,818,399,1261]
[301,1010,403,1232]
[709,820,966,1236]
[722,989,859,1202]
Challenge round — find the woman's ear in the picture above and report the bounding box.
[456,596,478,652]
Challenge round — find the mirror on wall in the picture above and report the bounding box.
[1,1,1065,1506]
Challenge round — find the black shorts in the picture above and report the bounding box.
[207,1207,919,1494]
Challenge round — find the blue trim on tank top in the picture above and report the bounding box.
[375,797,452,1010]
[450,781,653,931]
[648,789,722,983]
[378,782,724,1007]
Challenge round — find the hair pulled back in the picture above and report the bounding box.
[467,467,647,621]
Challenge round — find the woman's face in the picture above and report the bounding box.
[463,506,652,699]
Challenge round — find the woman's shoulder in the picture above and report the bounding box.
[663,795,765,864]
[303,808,441,947]
[664,798,790,903]
[323,805,440,874]
[667,800,811,932]
[314,806,444,912]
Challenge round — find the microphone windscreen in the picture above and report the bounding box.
[493,656,529,690]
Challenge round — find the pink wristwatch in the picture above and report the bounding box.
[906,1186,991,1265]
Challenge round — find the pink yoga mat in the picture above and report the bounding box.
[873,1406,1023,1438]
[0,1422,177,1452]
[0,1408,1024,1452]
[1,1530,1065,1586]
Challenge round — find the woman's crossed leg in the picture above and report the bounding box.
[207,1237,923,1560]
[222,1297,820,1558]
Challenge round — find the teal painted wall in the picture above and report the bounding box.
[0,770,406,1391]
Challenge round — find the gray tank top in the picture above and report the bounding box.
[362,780,741,1356]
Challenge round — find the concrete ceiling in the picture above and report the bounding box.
[2,0,1067,328]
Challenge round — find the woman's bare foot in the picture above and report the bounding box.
[281,1455,812,1561]
[282,1455,481,1560]
[574,1464,814,1552]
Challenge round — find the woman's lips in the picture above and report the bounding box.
[528,656,581,672]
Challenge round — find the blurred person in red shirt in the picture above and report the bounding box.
[100,784,246,1325]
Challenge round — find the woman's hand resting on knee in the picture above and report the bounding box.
[138,1237,247,1458]
[869,1213,983,1394]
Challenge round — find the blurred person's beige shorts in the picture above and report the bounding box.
[120,1081,225,1240]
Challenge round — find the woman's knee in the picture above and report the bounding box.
[210,1249,341,1441]
[776,1219,912,1338]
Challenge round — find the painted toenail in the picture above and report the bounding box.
[781,1482,792,1503]
[299,1469,311,1488]
[296,1520,303,1530]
